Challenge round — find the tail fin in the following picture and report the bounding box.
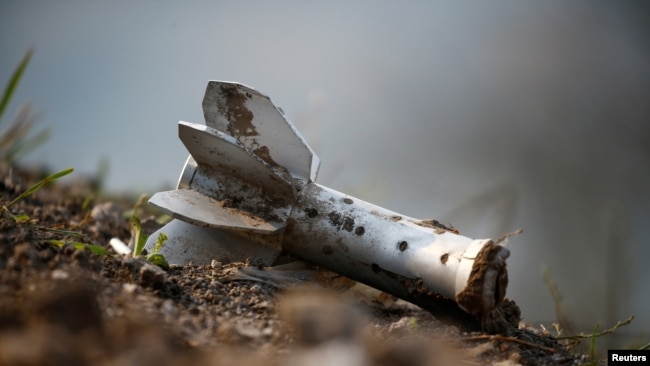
[202,81,320,187]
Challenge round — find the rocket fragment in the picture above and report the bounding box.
[145,81,512,316]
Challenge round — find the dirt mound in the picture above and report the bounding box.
[0,164,582,365]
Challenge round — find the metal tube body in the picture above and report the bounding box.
[284,183,508,315]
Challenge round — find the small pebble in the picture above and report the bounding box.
[139,262,168,289]
[91,202,123,226]
[250,284,262,293]
[51,269,69,280]
[122,283,138,293]
[211,259,222,270]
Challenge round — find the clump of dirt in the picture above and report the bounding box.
[0,163,585,365]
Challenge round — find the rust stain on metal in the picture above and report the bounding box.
[253,146,290,176]
[218,84,258,138]
[253,146,278,167]
[417,219,460,234]
[328,211,355,232]
[218,194,283,223]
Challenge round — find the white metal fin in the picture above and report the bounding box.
[144,219,281,266]
[202,81,320,186]
[178,121,296,204]
[149,189,285,234]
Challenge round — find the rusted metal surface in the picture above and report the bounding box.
[145,81,515,322]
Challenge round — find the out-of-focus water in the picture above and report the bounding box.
[2,1,648,348]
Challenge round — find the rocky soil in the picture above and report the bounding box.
[0,164,586,365]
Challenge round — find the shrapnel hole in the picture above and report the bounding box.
[355,226,365,236]
[398,241,408,252]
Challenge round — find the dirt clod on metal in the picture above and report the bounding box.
[217,83,258,138]
[456,241,510,315]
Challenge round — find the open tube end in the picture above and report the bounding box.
[455,241,510,314]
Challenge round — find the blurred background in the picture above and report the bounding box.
[2,1,648,349]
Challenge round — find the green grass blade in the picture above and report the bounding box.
[589,324,599,362]
[146,253,170,270]
[0,48,33,121]
[5,127,51,161]
[27,225,97,244]
[6,167,74,208]
[130,215,148,257]
[0,105,35,152]
[152,232,168,255]
[11,213,31,223]
[47,240,107,255]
